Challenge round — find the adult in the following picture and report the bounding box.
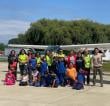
[92,48,104,87]
[27,49,33,60]
[18,49,28,77]
[45,50,53,72]
[8,50,18,79]
[83,48,91,85]
[8,50,18,69]
[56,56,66,86]
[36,52,41,71]
[76,51,84,72]
[67,50,76,67]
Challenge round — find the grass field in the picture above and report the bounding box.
[0,56,7,62]
[103,62,110,72]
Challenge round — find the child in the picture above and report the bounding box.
[4,70,15,85]
[66,62,77,86]
[9,60,17,80]
[19,71,29,86]
[73,69,84,90]
[50,71,59,88]
[31,70,40,87]
[44,71,59,88]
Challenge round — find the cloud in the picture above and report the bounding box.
[0,20,30,44]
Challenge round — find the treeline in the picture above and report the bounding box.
[8,19,110,45]
[0,43,6,51]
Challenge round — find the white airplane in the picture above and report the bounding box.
[8,43,110,61]
[8,43,110,50]
[102,49,110,61]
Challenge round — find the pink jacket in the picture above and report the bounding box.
[4,72,15,85]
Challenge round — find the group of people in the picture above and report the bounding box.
[4,47,104,90]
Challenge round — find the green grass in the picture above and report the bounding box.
[0,56,8,62]
[103,62,110,72]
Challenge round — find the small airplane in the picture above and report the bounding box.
[7,43,110,61]
[8,43,110,50]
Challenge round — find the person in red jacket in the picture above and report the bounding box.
[67,50,77,68]
[4,70,16,85]
[9,60,17,80]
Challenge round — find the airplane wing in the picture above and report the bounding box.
[60,43,110,50]
[8,44,49,49]
[8,43,110,50]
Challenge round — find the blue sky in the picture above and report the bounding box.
[0,0,110,43]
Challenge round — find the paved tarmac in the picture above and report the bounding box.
[0,62,110,106]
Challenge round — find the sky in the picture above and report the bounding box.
[0,0,110,44]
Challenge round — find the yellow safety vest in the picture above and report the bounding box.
[84,55,91,68]
[19,54,28,63]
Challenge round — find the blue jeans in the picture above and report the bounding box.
[57,73,65,86]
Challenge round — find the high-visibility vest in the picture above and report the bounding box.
[46,55,52,66]
[19,54,28,63]
[84,54,91,68]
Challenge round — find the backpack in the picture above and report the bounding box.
[73,82,84,90]
[77,71,85,84]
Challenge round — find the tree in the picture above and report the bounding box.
[0,43,6,51]
[8,19,110,45]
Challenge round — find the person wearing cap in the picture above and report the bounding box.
[58,49,65,58]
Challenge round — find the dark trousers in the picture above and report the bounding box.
[57,73,65,86]
[19,64,27,76]
[28,70,33,82]
[12,71,17,80]
[93,67,103,86]
[28,66,36,82]
[84,68,90,85]
[8,63,17,80]
[40,75,46,86]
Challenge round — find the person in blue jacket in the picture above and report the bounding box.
[40,57,48,86]
[56,56,66,86]
[28,53,37,83]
